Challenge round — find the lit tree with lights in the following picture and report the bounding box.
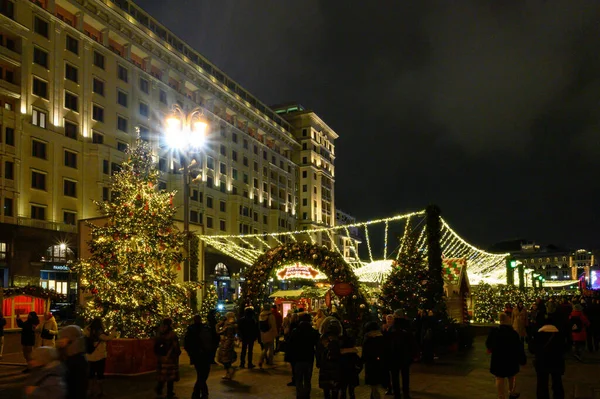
[74,139,194,338]
[379,236,429,318]
[199,283,218,323]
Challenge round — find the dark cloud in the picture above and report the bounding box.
[136,0,600,248]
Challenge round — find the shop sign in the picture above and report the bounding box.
[53,265,70,271]
[277,264,323,280]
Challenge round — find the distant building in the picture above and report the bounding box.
[335,209,361,262]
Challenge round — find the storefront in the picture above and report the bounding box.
[39,244,77,303]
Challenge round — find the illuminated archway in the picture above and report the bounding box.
[240,242,366,319]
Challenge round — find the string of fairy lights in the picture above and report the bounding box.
[197,210,509,284]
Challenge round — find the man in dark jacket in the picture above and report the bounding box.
[531,317,567,399]
[386,309,416,399]
[17,311,39,372]
[57,325,88,399]
[185,315,215,399]
[238,307,259,368]
[288,313,320,399]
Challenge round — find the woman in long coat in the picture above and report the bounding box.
[486,313,526,399]
[217,312,238,380]
[362,321,389,399]
[512,301,528,343]
[154,318,181,399]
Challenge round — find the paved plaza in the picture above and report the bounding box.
[1,333,600,398]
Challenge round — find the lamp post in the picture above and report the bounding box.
[165,105,207,284]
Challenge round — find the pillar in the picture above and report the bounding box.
[425,205,444,307]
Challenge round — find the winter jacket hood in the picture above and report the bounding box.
[538,325,559,333]
[259,310,272,321]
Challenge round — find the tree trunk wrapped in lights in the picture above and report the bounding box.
[74,139,195,338]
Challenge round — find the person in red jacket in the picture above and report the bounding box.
[570,304,590,361]
[271,305,283,353]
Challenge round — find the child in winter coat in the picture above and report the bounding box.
[24,346,66,399]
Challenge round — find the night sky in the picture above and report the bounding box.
[135,0,600,250]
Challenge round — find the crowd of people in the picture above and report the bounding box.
[6,294,600,399]
[486,296,600,399]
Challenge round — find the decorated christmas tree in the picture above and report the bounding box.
[379,237,429,318]
[74,139,194,338]
[199,283,218,323]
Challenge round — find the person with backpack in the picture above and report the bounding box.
[184,315,215,399]
[154,318,181,399]
[530,316,568,399]
[84,317,117,398]
[316,317,343,399]
[362,321,389,399]
[569,304,590,361]
[237,307,259,369]
[258,303,277,368]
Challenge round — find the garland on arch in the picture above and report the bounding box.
[239,242,367,324]
[1,285,67,302]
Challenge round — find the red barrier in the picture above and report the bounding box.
[105,338,157,375]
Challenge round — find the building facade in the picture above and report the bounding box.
[0,0,338,299]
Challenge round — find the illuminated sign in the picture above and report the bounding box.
[53,265,70,271]
[277,264,324,280]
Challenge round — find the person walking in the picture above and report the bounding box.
[339,328,361,399]
[0,311,6,359]
[531,317,567,399]
[24,346,66,399]
[17,311,40,373]
[569,303,590,361]
[272,304,283,353]
[217,311,238,380]
[486,313,526,399]
[238,306,258,369]
[37,312,59,347]
[512,301,528,345]
[316,317,342,399]
[154,318,181,399]
[57,325,88,399]
[185,315,215,399]
[386,309,416,399]
[258,304,277,368]
[362,321,389,399]
[288,312,320,399]
[84,317,117,398]
[284,312,301,386]
[207,309,219,365]
[313,308,327,332]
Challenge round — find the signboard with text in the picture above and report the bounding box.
[276,264,325,280]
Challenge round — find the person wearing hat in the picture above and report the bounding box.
[258,303,277,368]
[57,325,88,399]
[569,303,590,360]
[24,346,66,399]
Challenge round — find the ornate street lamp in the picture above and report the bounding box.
[165,104,208,283]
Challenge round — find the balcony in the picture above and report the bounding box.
[17,217,78,234]
[0,77,19,96]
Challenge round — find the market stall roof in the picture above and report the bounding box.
[269,289,304,299]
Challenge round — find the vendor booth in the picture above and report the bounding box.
[1,286,53,329]
[270,286,330,315]
[442,258,471,323]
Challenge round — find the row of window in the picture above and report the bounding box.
[31,171,77,197]
[0,196,76,225]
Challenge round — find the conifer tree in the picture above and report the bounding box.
[74,140,194,338]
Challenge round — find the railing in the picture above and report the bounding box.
[17,217,78,233]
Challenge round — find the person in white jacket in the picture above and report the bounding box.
[84,318,118,399]
[36,313,58,348]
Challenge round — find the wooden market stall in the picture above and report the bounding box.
[270,287,330,315]
[1,286,53,329]
[442,258,471,323]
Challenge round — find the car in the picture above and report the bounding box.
[217,299,236,314]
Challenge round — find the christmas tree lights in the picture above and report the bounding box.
[73,139,196,338]
[199,283,218,323]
